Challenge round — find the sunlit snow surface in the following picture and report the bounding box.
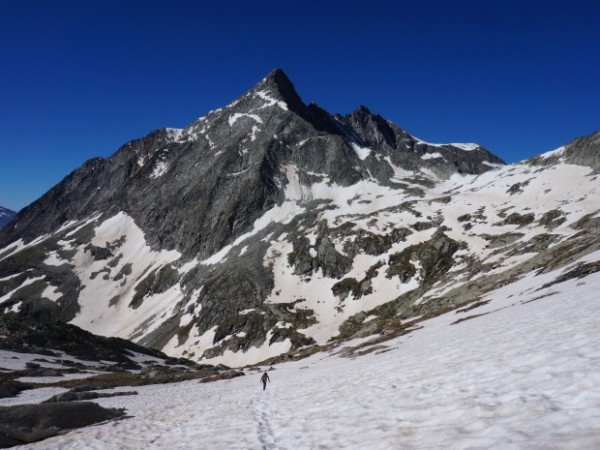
[69,212,181,338]
[7,155,599,366]
[18,273,600,449]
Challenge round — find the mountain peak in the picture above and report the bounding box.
[352,104,372,117]
[253,68,304,110]
[0,70,522,368]
[262,68,291,85]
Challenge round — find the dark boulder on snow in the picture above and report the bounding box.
[0,402,125,448]
[43,390,138,403]
[0,381,28,400]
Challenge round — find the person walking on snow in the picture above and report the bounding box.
[261,371,270,390]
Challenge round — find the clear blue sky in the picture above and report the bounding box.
[1,1,599,211]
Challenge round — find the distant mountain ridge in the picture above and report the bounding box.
[0,69,503,254]
[1,69,599,368]
[0,206,16,230]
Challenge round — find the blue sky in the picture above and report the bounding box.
[1,1,599,211]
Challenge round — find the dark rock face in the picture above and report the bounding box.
[0,381,27,399]
[0,69,502,256]
[288,234,353,279]
[0,402,125,448]
[564,130,600,171]
[335,105,504,179]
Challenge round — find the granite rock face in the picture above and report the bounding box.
[0,69,502,257]
[564,130,600,171]
[1,69,599,367]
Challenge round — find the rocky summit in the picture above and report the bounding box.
[1,69,599,367]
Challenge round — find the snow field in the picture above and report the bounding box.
[69,212,182,339]
[3,148,600,373]
[196,157,600,358]
[18,271,600,449]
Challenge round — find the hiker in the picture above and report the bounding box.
[261,371,270,390]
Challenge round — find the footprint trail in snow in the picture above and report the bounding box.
[252,390,278,450]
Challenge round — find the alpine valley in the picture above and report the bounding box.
[1,68,600,370]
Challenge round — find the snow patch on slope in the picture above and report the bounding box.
[421,152,444,160]
[150,161,168,179]
[165,128,183,142]
[351,143,371,160]
[539,145,566,160]
[70,212,182,340]
[228,113,263,127]
[202,330,292,368]
[415,137,480,151]
[254,89,289,111]
[0,276,45,303]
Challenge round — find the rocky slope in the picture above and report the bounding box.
[1,69,599,367]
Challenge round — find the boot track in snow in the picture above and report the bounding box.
[252,391,278,450]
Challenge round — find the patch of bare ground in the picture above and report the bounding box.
[336,297,495,357]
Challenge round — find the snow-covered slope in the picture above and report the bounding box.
[9,263,600,449]
[0,69,599,368]
[1,143,599,368]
